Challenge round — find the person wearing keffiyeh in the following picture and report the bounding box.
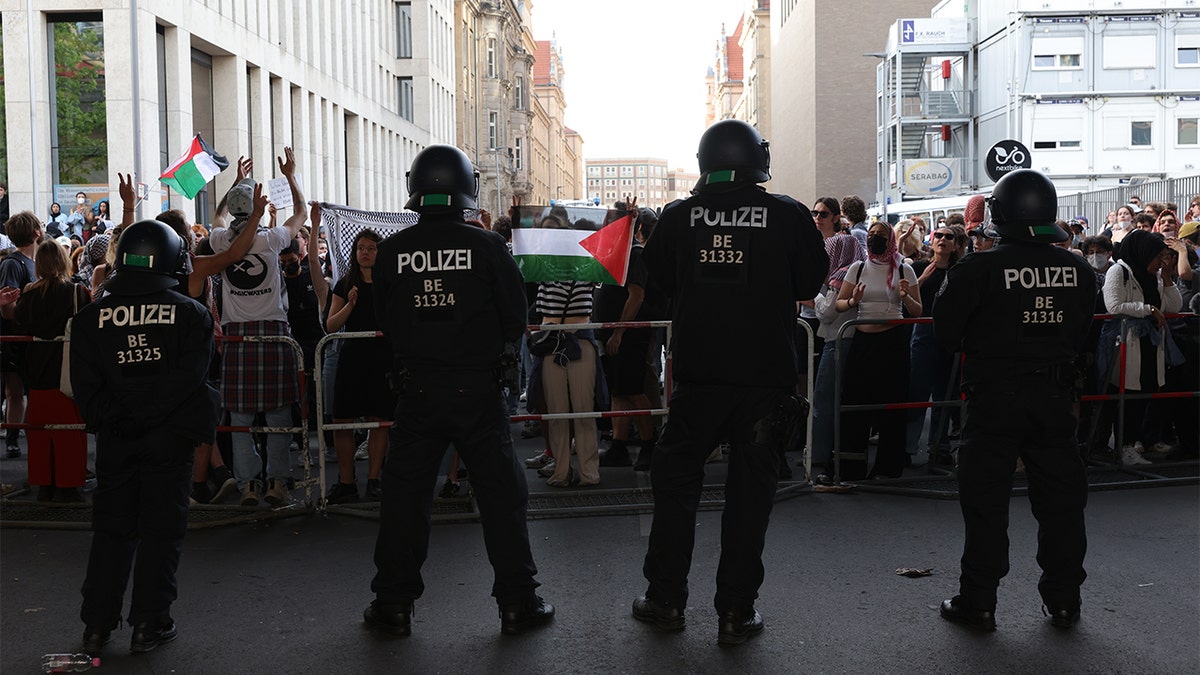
[831,222,921,480]
[808,233,866,483]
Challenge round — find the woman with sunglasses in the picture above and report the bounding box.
[832,221,921,480]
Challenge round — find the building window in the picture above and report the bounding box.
[604,166,616,175]
[488,112,498,149]
[514,137,523,169]
[49,15,108,185]
[636,165,647,176]
[1103,34,1156,69]
[515,75,524,109]
[1178,117,1198,146]
[396,2,412,58]
[487,38,496,78]
[1178,35,1200,66]
[588,166,600,176]
[397,76,414,121]
[1031,37,1083,70]
[1131,120,1153,147]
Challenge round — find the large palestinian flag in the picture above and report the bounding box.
[512,205,633,285]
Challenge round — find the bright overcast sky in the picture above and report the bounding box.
[532,0,747,173]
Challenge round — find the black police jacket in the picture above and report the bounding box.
[69,284,220,442]
[642,185,827,387]
[933,241,1096,383]
[373,215,527,372]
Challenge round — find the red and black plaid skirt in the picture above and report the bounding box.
[220,320,301,413]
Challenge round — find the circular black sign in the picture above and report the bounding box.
[985,140,1032,182]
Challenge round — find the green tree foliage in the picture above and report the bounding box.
[53,21,107,185]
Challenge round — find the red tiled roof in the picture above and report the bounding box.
[725,32,743,83]
[534,40,553,85]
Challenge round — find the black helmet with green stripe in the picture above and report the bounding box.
[103,220,186,295]
[695,119,770,191]
[405,144,479,213]
[987,169,1068,243]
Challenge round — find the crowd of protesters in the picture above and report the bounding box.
[1,179,1197,505]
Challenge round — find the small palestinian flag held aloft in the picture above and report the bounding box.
[160,134,230,199]
[511,205,633,285]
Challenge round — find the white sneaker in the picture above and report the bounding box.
[1133,441,1146,455]
[536,460,557,478]
[354,439,370,460]
[1121,445,1151,466]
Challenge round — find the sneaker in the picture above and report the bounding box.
[706,446,725,464]
[6,443,20,459]
[324,448,339,463]
[130,620,177,653]
[190,482,211,505]
[354,439,370,460]
[264,479,291,507]
[438,480,460,499]
[364,478,382,502]
[325,481,359,504]
[1121,445,1151,466]
[210,466,239,503]
[599,441,633,467]
[536,460,557,478]
[240,480,262,507]
[36,485,56,502]
[524,451,553,469]
[520,421,542,439]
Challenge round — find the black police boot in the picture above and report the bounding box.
[130,619,177,653]
[363,601,413,636]
[81,627,111,656]
[599,440,633,467]
[499,596,555,635]
[632,595,685,631]
[1044,605,1081,628]
[939,597,996,631]
[717,607,764,646]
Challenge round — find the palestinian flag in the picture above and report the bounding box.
[512,206,633,285]
[160,134,229,199]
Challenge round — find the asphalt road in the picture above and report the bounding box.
[2,481,1196,674]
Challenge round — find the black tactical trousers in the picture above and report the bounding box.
[371,371,539,608]
[955,375,1088,612]
[80,427,194,629]
[643,383,790,613]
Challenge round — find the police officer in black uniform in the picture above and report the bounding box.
[364,145,553,636]
[73,220,221,655]
[634,120,827,646]
[933,169,1096,631]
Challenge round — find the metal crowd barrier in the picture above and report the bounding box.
[826,313,1199,492]
[0,332,314,528]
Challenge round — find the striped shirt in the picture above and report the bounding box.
[535,281,595,319]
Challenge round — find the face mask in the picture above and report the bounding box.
[1087,253,1108,270]
[867,234,888,255]
[77,197,86,205]
[282,261,301,277]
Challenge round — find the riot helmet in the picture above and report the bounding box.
[103,219,186,295]
[405,145,479,212]
[986,169,1067,243]
[695,120,770,189]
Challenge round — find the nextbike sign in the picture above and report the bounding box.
[904,159,962,196]
[900,18,969,45]
[985,140,1033,182]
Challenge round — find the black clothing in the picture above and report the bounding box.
[283,263,325,370]
[593,243,658,396]
[642,187,827,387]
[13,282,89,390]
[640,184,826,613]
[374,218,527,372]
[71,286,219,630]
[933,241,1096,613]
[331,277,394,419]
[371,213,537,609]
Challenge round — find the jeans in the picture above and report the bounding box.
[231,406,292,486]
[811,337,851,469]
